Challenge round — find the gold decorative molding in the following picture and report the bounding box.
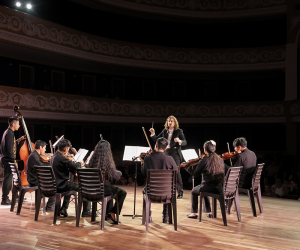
[0,7,286,72]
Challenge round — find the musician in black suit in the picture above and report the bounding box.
[187,140,225,219]
[88,140,127,224]
[0,117,21,205]
[51,139,91,217]
[27,140,55,211]
[228,137,257,189]
[141,137,178,223]
[150,115,187,198]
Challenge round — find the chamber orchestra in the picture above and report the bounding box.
[0,106,258,227]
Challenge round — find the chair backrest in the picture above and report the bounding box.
[146,170,177,203]
[9,163,21,190]
[223,166,243,198]
[77,168,104,202]
[34,166,57,197]
[252,163,265,192]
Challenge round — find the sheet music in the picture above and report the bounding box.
[52,135,64,148]
[181,149,198,162]
[73,148,89,162]
[123,146,150,162]
[85,151,94,165]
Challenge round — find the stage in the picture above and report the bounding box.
[0,185,300,250]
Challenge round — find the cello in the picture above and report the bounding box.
[14,106,35,186]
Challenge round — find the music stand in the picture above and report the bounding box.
[122,145,149,219]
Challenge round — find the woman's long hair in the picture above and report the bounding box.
[88,140,116,181]
[203,140,224,181]
[164,115,179,130]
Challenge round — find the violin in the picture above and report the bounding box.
[132,149,155,162]
[40,153,53,162]
[178,154,206,169]
[221,151,241,161]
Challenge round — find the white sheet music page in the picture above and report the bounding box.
[85,151,94,165]
[123,146,150,162]
[181,149,198,162]
[73,148,89,162]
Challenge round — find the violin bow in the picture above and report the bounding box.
[142,127,153,151]
[227,142,233,166]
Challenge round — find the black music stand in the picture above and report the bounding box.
[123,161,142,219]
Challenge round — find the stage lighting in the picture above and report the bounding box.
[26,3,32,9]
[16,1,21,7]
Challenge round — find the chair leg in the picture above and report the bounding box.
[198,194,203,222]
[256,186,263,213]
[173,198,177,231]
[234,191,241,222]
[53,194,60,225]
[116,197,119,224]
[35,189,43,221]
[101,198,109,230]
[142,197,146,225]
[10,185,18,212]
[91,202,97,222]
[212,197,217,218]
[168,203,172,224]
[227,199,231,215]
[16,189,26,215]
[76,195,83,227]
[146,198,150,231]
[247,189,257,217]
[219,197,227,226]
[74,193,78,214]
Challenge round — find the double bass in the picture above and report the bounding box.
[14,106,35,186]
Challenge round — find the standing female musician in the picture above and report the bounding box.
[88,140,127,224]
[149,115,187,199]
[187,140,225,219]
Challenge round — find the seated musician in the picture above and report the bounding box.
[50,139,91,217]
[141,137,177,223]
[88,140,127,224]
[227,137,257,189]
[27,140,55,211]
[187,140,225,219]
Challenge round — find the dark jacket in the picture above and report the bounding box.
[231,148,257,189]
[0,127,16,162]
[189,156,225,185]
[141,152,178,177]
[50,151,81,192]
[27,150,49,187]
[151,128,187,164]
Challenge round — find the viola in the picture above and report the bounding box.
[221,151,241,161]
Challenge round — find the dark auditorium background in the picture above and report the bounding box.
[0,0,299,184]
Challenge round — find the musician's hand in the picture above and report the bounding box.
[71,148,77,154]
[149,128,155,136]
[16,135,26,143]
[174,137,181,144]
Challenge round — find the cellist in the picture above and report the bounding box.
[0,117,25,205]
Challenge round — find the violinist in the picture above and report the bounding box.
[150,115,187,199]
[187,140,225,219]
[51,139,91,217]
[0,117,24,205]
[227,137,257,189]
[27,140,56,211]
[141,137,177,223]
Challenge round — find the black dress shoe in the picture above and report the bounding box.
[187,214,198,219]
[1,199,11,205]
[60,207,68,217]
[106,214,120,224]
[177,193,183,199]
[81,211,99,217]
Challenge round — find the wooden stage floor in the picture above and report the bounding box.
[0,185,300,250]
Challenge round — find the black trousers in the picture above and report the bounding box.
[106,186,127,215]
[191,182,223,213]
[61,182,91,212]
[165,149,183,194]
[1,159,12,200]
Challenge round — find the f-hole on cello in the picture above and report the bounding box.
[14,106,35,186]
